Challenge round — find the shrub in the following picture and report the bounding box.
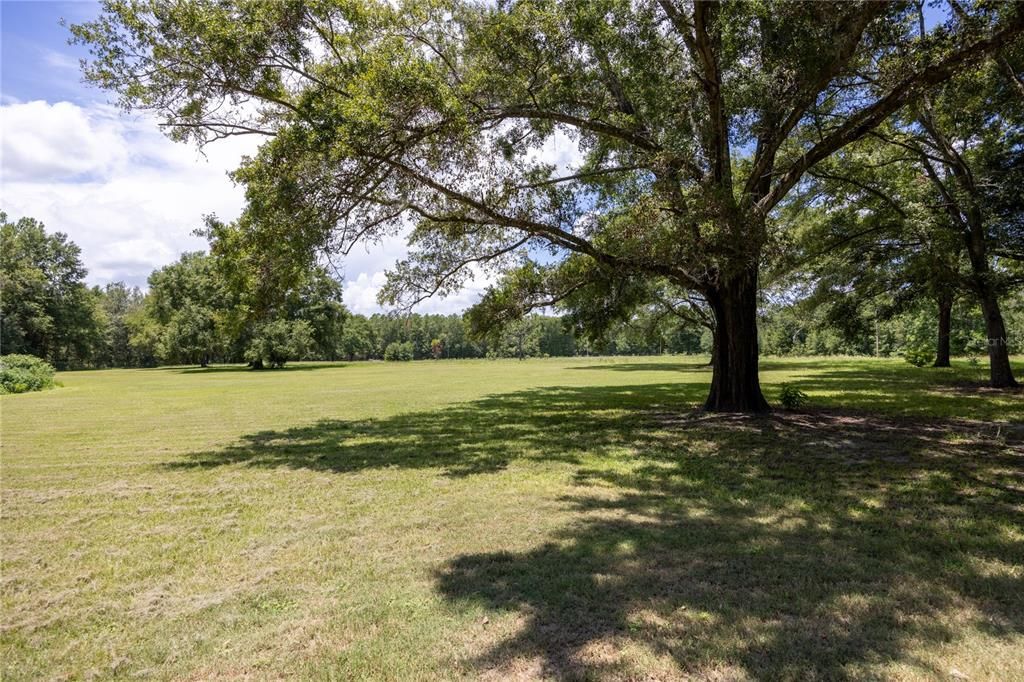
[778,383,809,410]
[903,347,932,367]
[0,354,57,394]
[383,341,414,361]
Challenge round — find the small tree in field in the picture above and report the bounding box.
[430,338,445,360]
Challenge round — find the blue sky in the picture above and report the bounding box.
[2,1,100,104]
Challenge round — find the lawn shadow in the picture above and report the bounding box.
[785,366,1024,421]
[435,410,1024,679]
[165,362,349,375]
[170,380,1024,678]
[566,359,865,373]
[167,382,707,477]
[568,361,713,373]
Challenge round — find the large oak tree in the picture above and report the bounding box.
[73,0,1024,410]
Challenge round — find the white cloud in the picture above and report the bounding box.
[412,263,497,314]
[2,99,257,288]
[42,48,81,72]
[532,127,583,171]
[338,233,496,315]
[0,99,502,313]
[1,100,127,181]
[344,271,390,314]
[343,262,496,316]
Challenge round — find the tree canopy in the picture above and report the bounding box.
[71,0,1024,410]
[0,212,103,368]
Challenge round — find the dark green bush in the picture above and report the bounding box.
[778,383,809,410]
[903,347,932,367]
[383,341,414,361]
[0,354,57,394]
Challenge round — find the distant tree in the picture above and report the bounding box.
[0,212,103,367]
[286,268,348,360]
[785,134,965,367]
[339,316,374,360]
[489,317,543,360]
[95,282,147,367]
[430,338,445,359]
[537,317,576,357]
[146,252,231,366]
[125,303,162,367]
[893,37,1022,385]
[245,319,314,368]
[787,15,1023,385]
[204,216,348,362]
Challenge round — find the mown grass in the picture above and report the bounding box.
[2,356,1022,680]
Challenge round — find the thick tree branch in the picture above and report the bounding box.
[744,3,888,202]
[692,1,730,186]
[757,11,1024,214]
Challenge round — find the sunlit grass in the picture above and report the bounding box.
[2,356,1021,680]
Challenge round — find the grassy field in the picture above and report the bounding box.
[2,356,1022,680]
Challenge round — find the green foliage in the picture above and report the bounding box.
[94,282,148,367]
[777,383,809,410]
[0,212,104,368]
[383,341,414,362]
[0,354,57,394]
[123,250,348,368]
[487,318,543,360]
[245,319,315,369]
[903,347,932,368]
[146,252,229,366]
[338,315,374,360]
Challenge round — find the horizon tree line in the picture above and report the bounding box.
[3,210,1020,370]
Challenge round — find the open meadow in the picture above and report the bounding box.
[2,356,1022,680]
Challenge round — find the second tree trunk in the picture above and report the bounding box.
[934,294,952,368]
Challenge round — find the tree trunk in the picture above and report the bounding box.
[962,216,1017,387]
[919,116,1016,388]
[978,286,1017,387]
[933,294,952,368]
[249,358,265,370]
[704,270,770,412]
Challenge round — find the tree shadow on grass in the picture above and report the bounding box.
[436,411,1023,679]
[565,359,872,373]
[164,362,349,374]
[170,382,1024,678]
[783,367,1024,422]
[167,382,708,477]
[568,361,713,373]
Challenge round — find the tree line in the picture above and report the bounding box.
[5,210,1020,369]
